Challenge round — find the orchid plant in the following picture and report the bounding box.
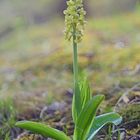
[15,0,122,139]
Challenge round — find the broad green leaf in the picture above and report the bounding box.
[72,76,92,124]
[87,112,122,140]
[15,121,70,140]
[79,76,92,110]
[72,82,81,123]
[74,95,104,140]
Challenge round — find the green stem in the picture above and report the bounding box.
[73,26,78,88]
[72,24,79,140]
[72,24,81,121]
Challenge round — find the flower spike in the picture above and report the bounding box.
[64,0,86,43]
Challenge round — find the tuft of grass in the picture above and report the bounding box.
[0,98,16,139]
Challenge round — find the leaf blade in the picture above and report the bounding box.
[79,76,92,110]
[72,83,81,123]
[15,121,70,140]
[74,95,105,140]
[87,112,122,140]
[72,75,92,124]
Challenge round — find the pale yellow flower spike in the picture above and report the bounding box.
[64,0,86,43]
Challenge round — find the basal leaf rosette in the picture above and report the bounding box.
[64,0,86,43]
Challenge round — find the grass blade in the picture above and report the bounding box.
[87,112,122,140]
[15,121,70,140]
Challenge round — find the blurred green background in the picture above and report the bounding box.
[0,0,140,110]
